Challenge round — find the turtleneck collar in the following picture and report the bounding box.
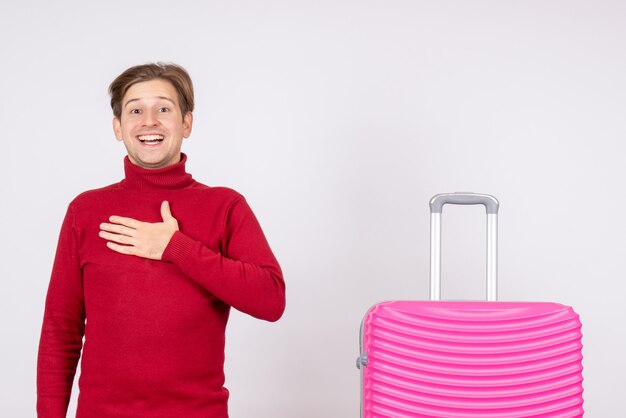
[120,153,195,190]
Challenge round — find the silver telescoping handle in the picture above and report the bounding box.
[429,193,499,301]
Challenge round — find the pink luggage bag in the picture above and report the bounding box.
[357,193,584,417]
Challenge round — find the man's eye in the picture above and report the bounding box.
[158,107,170,113]
[130,109,141,114]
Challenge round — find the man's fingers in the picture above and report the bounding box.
[100,223,135,237]
[108,215,141,229]
[161,201,173,222]
[106,241,136,255]
[103,207,177,260]
[99,230,135,245]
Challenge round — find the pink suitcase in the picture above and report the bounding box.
[357,193,584,417]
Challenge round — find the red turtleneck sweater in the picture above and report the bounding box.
[37,155,286,418]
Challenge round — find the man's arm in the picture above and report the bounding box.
[100,198,286,321]
[37,205,85,417]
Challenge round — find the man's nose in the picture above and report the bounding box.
[142,110,159,126]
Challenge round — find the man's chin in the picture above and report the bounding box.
[128,153,180,170]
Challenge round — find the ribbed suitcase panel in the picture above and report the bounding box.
[362,302,584,418]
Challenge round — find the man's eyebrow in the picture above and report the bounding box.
[123,96,176,108]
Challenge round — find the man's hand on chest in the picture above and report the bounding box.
[99,200,179,260]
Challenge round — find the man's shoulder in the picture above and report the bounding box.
[67,182,122,208]
[194,183,244,200]
[189,184,248,211]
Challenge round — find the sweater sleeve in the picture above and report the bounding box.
[162,196,286,322]
[37,204,85,418]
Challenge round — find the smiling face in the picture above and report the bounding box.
[113,78,193,169]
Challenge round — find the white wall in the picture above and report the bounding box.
[1,1,624,416]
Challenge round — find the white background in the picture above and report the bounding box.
[1,1,625,416]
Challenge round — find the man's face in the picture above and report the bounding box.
[113,78,192,169]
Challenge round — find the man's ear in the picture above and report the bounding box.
[183,112,193,138]
[112,117,123,141]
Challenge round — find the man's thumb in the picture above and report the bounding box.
[161,201,173,221]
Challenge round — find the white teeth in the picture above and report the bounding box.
[138,134,164,141]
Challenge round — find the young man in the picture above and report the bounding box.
[37,63,286,418]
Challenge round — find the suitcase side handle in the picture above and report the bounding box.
[429,193,499,301]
